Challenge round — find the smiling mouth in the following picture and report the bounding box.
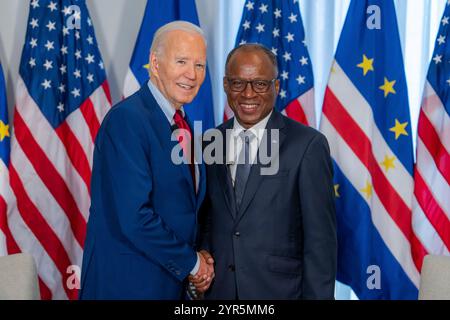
[177,83,195,90]
[239,103,259,112]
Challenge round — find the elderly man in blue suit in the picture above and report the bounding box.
[79,21,214,299]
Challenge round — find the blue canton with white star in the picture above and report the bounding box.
[235,0,313,112]
[427,0,450,116]
[20,0,107,129]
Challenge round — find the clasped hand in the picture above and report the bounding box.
[188,250,215,293]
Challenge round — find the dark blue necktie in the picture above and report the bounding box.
[234,131,255,210]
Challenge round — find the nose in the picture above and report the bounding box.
[242,81,256,97]
[184,63,196,80]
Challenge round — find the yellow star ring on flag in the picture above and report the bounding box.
[0,120,10,141]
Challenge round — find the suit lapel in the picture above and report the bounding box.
[138,84,196,208]
[235,111,286,223]
[216,122,238,219]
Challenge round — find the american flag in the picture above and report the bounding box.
[123,0,215,130]
[412,3,450,268]
[320,0,419,299]
[0,61,10,257]
[225,0,315,127]
[3,0,111,299]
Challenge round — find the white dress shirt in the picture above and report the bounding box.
[228,111,273,186]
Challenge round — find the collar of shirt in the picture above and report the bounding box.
[227,110,273,165]
[147,79,185,125]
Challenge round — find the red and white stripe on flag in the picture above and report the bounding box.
[412,81,450,267]
[3,1,112,300]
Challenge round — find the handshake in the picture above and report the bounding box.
[188,249,215,294]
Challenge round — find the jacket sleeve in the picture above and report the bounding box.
[298,133,337,299]
[95,107,197,281]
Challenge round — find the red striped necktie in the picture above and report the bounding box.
[173,110,196,190]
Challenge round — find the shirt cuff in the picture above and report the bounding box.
[190,253,200,276]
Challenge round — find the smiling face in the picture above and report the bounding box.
[150,30,207,109]
[224,48,279,129]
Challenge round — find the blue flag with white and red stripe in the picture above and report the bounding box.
[123,0,215,130]
[0,61,10,257]
[225,0,315,127]
[320,0,419,299]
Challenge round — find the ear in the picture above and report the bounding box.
[274,79,280,95]
[223,77,229,92]
[149,52,159,77]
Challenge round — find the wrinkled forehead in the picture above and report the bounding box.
[227,50,277,77]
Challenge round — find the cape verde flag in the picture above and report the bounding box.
[123,0,215,130]
[0,61,10,257]
[320,0,420,299]
[225,0,315,127]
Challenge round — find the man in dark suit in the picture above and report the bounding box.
[194,43,337,299]
[79,21,214,299]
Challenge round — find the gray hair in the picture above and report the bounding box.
[150,20,207,57]
[225,43,278,77]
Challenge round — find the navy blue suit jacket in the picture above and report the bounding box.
[79,83,206,299]
[200,111,337,299]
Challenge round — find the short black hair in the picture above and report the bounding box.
[225,43,278,77]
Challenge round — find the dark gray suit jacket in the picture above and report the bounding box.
[199,111,337,300]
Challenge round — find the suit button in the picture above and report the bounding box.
[228,264,235,272]
[234,231,240,237]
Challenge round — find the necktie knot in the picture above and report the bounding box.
[172,109,196,191]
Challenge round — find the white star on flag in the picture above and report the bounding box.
[43,60,53,71]
[41,79,51,89]
[44,40,54,51]
[272,28,280,37]
[87,74,94,83]
[73,69,81,78]
[30,18,39,29]
[31,0,39,9]
[283,52,292,61]
[300,56,309,65]
[29,38,38,48]
[288,13,297,23]
[256,23,265,33]
[48,1,57,11]
[71,88,81,98]
[274,8,281,18]
[296,75,306,84]
[285,32,294,42]
[29,58,36,68]
[433,54,443,64]
[259,3,268,14]
[60,45,68,55]
[85,54,95,64]
[46,21,56,32]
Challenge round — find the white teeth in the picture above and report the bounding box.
[241,104,258,109]
[179,84,193,89]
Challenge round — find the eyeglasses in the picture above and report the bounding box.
[225,77,276,93]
